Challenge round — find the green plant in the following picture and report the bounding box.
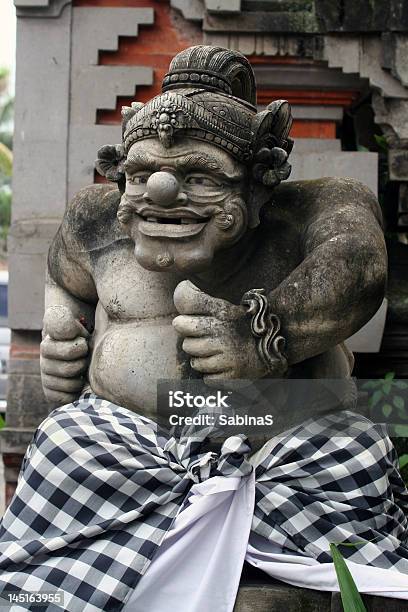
[400,454,408,470]
[362,373,408,486]
[362,372,408,429]
[0,142,12,177]
[330,543,367,612]
[0,187,11,242]
[0,67,13,246]
[374,134,389,152]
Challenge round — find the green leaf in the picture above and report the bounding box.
[361,381,379,390]
[0,97,13,126]
[330,544,367,612]
[393,396,405,410]
[0,413,5,429]
[374,134,389,152]
[370,389,383,407]
[334,541,368,548]
[393,425,408,438]
[399,454,408,470]
[394,381,408,390]
[397,408,407,420]
[384,372,395,381]
[382,404,393,418]
[383,382,392,395]
[0,142,12,177]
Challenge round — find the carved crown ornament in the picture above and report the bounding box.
[95,46,293,190]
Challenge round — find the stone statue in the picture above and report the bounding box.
[40,45,387,416]
[5,48,407,612]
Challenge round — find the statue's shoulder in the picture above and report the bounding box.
[65,183,120,228]
[62,184,124,249]
[267,177,381,224]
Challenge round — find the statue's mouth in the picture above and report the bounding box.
[136,208,210,239]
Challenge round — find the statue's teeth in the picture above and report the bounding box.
[181,218,197,224]
[147,217,157,222]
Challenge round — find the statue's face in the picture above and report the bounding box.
[120,138,248,273]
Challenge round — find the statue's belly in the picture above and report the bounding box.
[88,318,187,417]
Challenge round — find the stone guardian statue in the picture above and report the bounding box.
[40,45,387,416]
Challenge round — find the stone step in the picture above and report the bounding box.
[235,565,408,612]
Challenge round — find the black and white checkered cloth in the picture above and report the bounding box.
[0,393,407,611]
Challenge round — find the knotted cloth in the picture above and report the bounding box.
[0,393,407,611]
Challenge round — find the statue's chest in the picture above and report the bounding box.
[92,238,298,319]
[94,244,179,320]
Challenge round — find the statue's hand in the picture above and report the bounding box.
[173,280,268,385]
[40,306,90,405]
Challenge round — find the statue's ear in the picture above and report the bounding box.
[94,102,144,193]
[95,144,126,192]
[251,100,293,188]
[247,100,293,227]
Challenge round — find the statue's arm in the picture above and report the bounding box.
[45,222,98,326]
[267,178,387,365]
[41,187,101,404]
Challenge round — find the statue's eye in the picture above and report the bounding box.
[185,175,218,187]
[128,174,150,185]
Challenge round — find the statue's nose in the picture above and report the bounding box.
[145,171,181,207]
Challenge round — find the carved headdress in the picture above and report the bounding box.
[96,45,293,188]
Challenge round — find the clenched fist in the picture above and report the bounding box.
[40,305,90,405]
[173,280,269,385]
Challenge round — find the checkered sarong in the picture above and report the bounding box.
[0,393,407,611]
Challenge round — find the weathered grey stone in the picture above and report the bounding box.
[184,0,408,34]
[254,63,368,92]
[12,8,71,220]
[289,105,343,121]
[0,428,37,456]
[292,138,341,153]
[323,35,360,73]
[398,184,408,226]
[289,151,378,195]
[10,5,72,332]
[14,0,71,19]
[324,36,408,100]
[235,582,330,611]
[205,0,241,14]
[235,570,408,612]
[316,0,408,33]
[14,0,52,6]
[41,46,387,416]
[6,357,49,429]
[204,32,304,56]
[70,7,154,66]
[205,10,319,34]
[202,0,408,34]
[260,103,344,127]
[389,34,408,87]
[389,149,408,181]
[372,93,408,148]
[170,0,204,21]
[8,220,60,329]
[331,591,408,611]
[0,427,37,456]
[68,6,154,199]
